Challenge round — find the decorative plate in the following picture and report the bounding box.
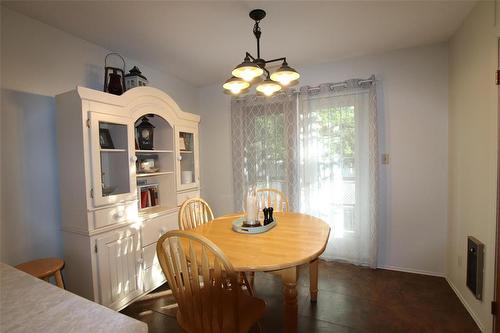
[232,217,277,234]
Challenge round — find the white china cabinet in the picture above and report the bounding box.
[56,86,200,310]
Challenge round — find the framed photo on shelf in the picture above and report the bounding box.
[179,136,187,151]
[99,128,114,149]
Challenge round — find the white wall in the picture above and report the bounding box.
[198,43,449,276]
[447,1,499,332]
[0,7,199,265]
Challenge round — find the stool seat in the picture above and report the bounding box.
[15,258,65,288]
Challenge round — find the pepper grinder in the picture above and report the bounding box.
[263,207,270,225]
[269,207,274,224]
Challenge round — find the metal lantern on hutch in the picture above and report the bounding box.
[104,53,126,95]
[223,9,300,97]
[125,66,148,90]
[136,116,155,150]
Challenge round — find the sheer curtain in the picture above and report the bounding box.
[231,78,378,267]
[231,92,299,211]
[298,79,378,267]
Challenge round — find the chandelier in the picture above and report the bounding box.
[223,9,300,97]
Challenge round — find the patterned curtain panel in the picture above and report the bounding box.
[298,79,378,267]
[231,93,298,211]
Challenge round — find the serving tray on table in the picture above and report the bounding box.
[232,217,277,234]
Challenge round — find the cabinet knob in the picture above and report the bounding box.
[131,156,138,162]
[113,211,125,219]
[177,156,182,161]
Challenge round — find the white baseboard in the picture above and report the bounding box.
[446,278,485,332]
[377,265,445,277]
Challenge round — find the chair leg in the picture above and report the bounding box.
[256,320,263,333]
[54,270,65,289]
[248,271,255,289]
[241,272,255,296]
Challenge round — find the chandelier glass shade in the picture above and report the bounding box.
[270,61,300,86]
[223,9,300,97]
[232,57,264,82]
[256,77,282,96]
[223,76,251,95]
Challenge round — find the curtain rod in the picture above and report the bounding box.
[233,75,375,100]
[303,75,375,92]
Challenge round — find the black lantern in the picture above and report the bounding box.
[104,53,126,95]
[136,116,155,150]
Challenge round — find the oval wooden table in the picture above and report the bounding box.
[186,212,331,332]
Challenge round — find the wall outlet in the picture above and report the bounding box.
[382,153,390,165]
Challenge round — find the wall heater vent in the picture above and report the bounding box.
[466,236,484,300]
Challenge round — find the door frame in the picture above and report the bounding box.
[493,37,500,333]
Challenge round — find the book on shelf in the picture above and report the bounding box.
[140,190,148,209]
[139,185,160,210]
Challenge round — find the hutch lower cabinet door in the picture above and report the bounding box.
[96,227,143,310]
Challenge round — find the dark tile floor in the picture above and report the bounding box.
[121,261,480,333]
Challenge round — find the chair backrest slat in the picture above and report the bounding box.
[157,230,239,333]
[179,198,215,230]
[256,188,289,212]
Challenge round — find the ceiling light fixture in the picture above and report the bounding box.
[223,9,300,97]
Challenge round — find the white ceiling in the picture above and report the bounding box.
[3,1,475,87]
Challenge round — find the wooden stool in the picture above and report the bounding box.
[15,258,65,288]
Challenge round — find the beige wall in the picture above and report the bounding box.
[447,1,500,332]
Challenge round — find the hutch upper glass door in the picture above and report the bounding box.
[176,127,199,191]
[89,112,136,207]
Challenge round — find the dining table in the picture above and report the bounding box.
[186,211,331,332]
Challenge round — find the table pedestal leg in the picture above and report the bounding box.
[309,258,318,302]
[279,266,298,333]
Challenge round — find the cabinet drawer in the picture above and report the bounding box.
[93,202,138,229]
[177,190,200,207]
[142,213,178,247]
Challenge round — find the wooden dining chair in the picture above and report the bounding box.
[178,197,255,296]
[178,197,215,230]
[157,230,265,333]
[256,188,289,212]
